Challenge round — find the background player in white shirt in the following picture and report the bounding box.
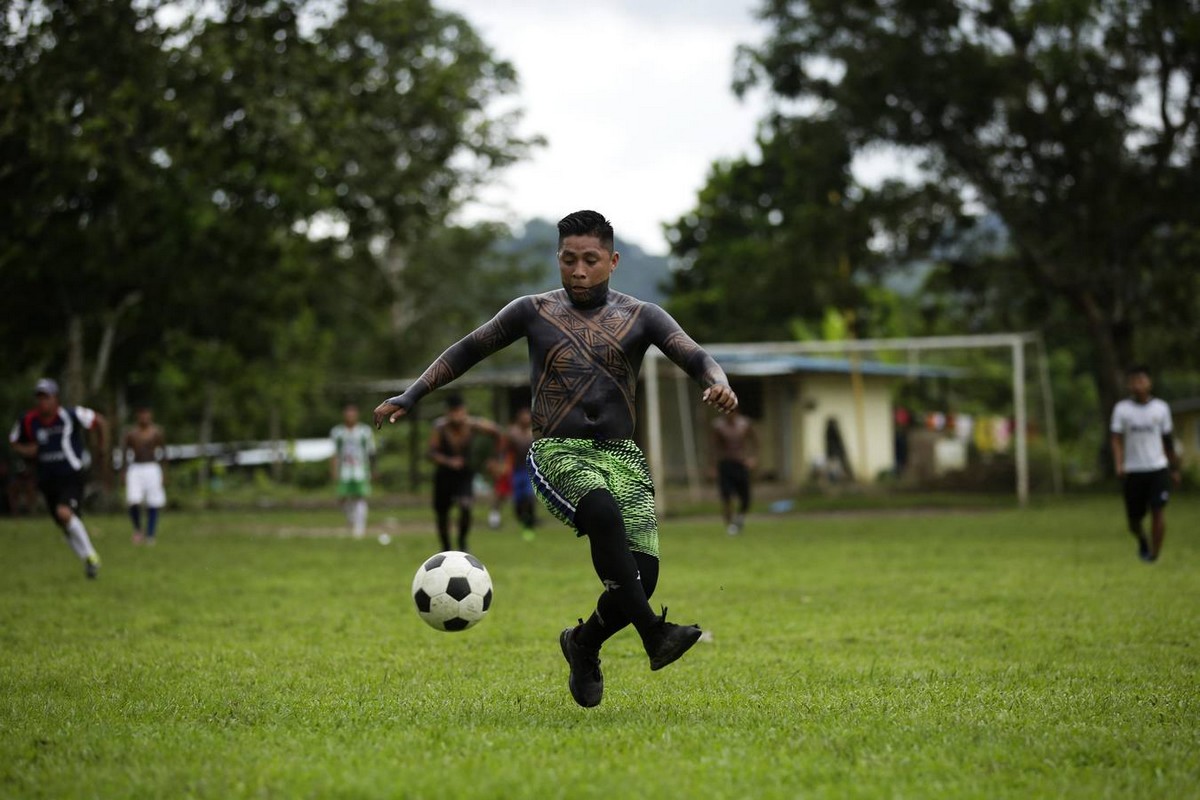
[1110,365,1181,562]
[331,403,376,538]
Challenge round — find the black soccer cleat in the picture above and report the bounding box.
[645,607,703,671]
[559,622,603,708]
[84,555,100,580]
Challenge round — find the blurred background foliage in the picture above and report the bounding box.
[3,0,1198,490]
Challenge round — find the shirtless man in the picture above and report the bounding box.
[710,409,757,535]
[428,394,501,554]
[124,406,167,544]
[374,210,738,707]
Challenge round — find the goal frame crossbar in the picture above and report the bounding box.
[643,332,1060,509]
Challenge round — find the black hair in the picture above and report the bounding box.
[557,210,615,253]
[445,393,465,410]
[1126,364,1151,378]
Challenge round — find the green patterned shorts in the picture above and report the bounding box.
[527,438,659,557]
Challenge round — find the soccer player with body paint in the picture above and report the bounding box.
[374,210,738,707]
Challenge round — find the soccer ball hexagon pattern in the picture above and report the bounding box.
[411,550,494,632]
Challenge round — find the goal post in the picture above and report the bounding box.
[643,332,1060,510]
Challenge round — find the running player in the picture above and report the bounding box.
[374,210,738,707]
[428,394,500,553]
[507,406,537,539]
[1110,365,1181,562]
[123,406,167,544]
[330,403,376,538]
[710,408,757,535]
[8,379,108,578]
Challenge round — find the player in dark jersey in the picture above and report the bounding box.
[506,406,537,538]
[375,210,738,707]
[427,394,501,553]
[8,379,109,578]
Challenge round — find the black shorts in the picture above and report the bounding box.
[38,472,85,521]
[1123,468,1171,523]
[717,459,750,503]
[433,467,474,512]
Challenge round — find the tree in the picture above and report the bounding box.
[734,0,1200,421]
[665,114,955,343]
[1,0,540,445]
[666,116,867,342]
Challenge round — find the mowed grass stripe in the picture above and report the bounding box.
[1,498,1196,799]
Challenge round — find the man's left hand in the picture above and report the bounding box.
[702,384,738,414]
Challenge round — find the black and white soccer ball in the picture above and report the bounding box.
[411,551,493,632]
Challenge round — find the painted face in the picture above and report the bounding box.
[557,234,619,305]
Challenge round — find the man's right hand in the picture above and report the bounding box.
[374,400,407,429]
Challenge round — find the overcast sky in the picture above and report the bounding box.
[436,0,774,254]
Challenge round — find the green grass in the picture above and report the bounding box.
[1,498,1198,799]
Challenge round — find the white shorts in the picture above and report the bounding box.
[125,462,166,508]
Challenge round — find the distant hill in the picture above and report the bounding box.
[496,218,673,306]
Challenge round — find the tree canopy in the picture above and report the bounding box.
[669,0,1200,422]
[1,0,541,440]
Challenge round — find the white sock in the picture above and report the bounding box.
[65,516,98,561]
[352,499,368,537]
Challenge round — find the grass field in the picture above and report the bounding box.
[1,497,1198,799]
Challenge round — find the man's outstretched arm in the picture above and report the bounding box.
[643,304,738,414]
[375,299,528,428]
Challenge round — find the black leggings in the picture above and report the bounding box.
[574,489,659,647]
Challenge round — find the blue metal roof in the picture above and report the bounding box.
[710,351,961,379]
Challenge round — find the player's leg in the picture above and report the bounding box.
[600,441,702,670]
[576,450,702,669]
[558,552,659,709]
[454,475,474,552]
[488,465,508,530]
[145,464,166,542]
[432,470,454,551]
[127,465,145,544]
[129,504,143,542]
[1122,473,1151,560]
[336,479,353,533]
[573,488,659,632]
[1148,508,1166,561]
[49,477,100,577]
[576,551,660,647]
[733,462,751,533]
[717,460,733,528]
[1148,469,1171,561]
[531,439,701,702]
[344,481,366,538]
[511,465,536,538]
[353,497,368,538]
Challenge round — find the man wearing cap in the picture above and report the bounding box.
[8,379,109,578]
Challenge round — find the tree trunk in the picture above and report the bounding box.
[1078,291,1133,476]
[66,315,86,403]
[90,291,143,398]
[199,383,216,507]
